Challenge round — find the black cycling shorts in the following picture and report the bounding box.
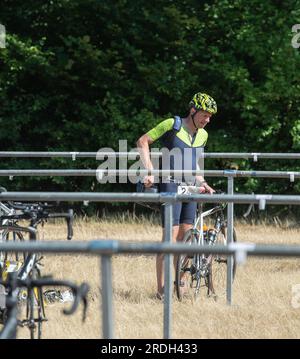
[160,182,197,227]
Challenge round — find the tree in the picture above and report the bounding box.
[0,0,299,212]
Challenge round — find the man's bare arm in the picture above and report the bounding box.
[136,134,155,187]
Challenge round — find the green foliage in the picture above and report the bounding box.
[0,0,299,213]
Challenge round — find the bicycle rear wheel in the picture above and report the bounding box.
[26,265,46,339]
[175,229,200,301]
[207,226,237,298]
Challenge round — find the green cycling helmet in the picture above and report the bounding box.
[189,92,217,114]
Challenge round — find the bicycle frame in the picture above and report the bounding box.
[0,203,19,275]
[0,276,89,339]
[0,202,15,218]
[175,188,233,301]
[192,204,225,280]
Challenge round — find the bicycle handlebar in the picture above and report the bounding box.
[178,186,227,207]
[4,201,54,211]
[0,207,74,240]
[48,209,74,240]
[0,276,89,322]
[63,283,89,320]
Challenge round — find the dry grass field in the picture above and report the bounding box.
[12,215,300,339]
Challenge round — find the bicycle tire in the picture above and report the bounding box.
[175,229,199,301]
[207,225,237,298]
[0,228,25,280]
[26,265,46,339]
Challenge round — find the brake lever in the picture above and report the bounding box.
[66,209,74,240]
[242,192,255,218]
[63,283,89,322]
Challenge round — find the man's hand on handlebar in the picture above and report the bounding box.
[143,175,155,188]
[203,183,215,194]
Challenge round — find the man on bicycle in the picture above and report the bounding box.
[136,92,217,299]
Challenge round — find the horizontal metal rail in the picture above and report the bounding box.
[0,169,300,179]
[0,152,99,158]
[0,192,300,207]
[1,240,300,258]
[1,152,300,160]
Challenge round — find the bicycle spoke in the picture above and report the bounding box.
[209,226,237,298]
[175,230,200,301]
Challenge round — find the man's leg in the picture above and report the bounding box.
[157,182,180,298]
[156,225,180,297]
[174,223,193,268]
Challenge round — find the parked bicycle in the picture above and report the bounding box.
[0,194,74,282]
[0,273,89,339]
[0,189,76,338]
[175,187,237,301]
[0,200,74,240]
[0,225,45,338]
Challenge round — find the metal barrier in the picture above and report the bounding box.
[0,153,299,337]
[1,167,299,302]
[1,238,300,339]
[0,169,300,180]
[1,151,300,160]
[1,192,300,338]
[1,191,300,205]
[1,166,298,303]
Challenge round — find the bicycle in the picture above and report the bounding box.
[0,274,89,339]
[0,199,74,337]
[0,188,24,279]
[0,225,44,338]
[0,200,73,279]
[175,187,237,301]
[0,186,73,240]
[0,201,74,240]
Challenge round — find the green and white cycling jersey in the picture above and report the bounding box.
[146,117,207,182]
[147,117,208,148]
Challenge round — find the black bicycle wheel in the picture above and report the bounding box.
[175,229,199,301]
[26,265,46,339]
[207,225,237,298]
[0,228,25,280]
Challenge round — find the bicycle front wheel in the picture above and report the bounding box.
[207,226,237,298]
[175,229,200,301]
[26,265,46,339]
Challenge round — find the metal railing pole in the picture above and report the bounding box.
[101,255,114,339]
[226,176,234,305]
[1,151,300,160]
[1,168,300,180]
[3,192,300,205]
[163,201,173,339]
